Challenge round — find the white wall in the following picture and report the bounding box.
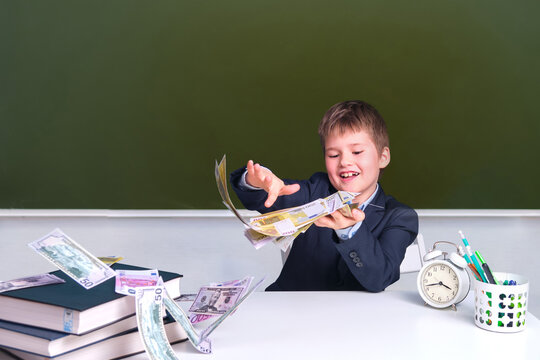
[1,209,538,315]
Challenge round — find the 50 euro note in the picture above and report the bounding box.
[28,228,116,289]
[215,154,359,251]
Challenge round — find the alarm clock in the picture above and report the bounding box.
[417,241,470,310]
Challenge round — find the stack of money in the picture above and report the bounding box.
[215,155,359,251]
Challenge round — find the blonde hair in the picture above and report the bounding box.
[318,100,389,154]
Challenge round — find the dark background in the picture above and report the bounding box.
[1,1,539,209]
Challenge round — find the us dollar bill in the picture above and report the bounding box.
[28,228,116,289]
[163,290,212,354]
[0,273,65,293]
[189,276,254,323]
[135,286,179,360]
[188,286,244,316]
[164,277,264,354]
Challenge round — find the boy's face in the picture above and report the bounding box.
[324,129,390,202]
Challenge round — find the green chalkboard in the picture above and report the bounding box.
[1,1,539,209]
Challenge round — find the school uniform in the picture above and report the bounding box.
[230,167,419,292]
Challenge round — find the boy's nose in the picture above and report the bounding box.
[340,153,353,165]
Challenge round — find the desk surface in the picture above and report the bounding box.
[133,290,539,360]
[1,290,538,360]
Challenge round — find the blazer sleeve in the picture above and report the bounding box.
[230,167,329,213]
[334,207,419,292]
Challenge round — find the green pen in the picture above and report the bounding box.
[475,250,499,285]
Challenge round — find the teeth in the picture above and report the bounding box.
[340,172,359,178]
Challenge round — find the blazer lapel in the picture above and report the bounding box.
[363,186,386,231]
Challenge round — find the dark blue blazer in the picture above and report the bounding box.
[230,168,419,292]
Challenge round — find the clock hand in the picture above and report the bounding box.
[425,283,440,287]
[440,283,452,290]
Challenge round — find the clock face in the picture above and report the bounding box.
[420,262,460,305]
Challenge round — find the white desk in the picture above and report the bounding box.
[136,290,539,360]
[1,290,538,360]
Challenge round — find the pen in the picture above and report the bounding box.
[463,254,482,281]
[475,250,499,285]
[458,230,488,283]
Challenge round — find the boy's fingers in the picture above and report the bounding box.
[265,192,278,208]
[352,209,365,222]
[280,183,300,196]
[314,216,333,228]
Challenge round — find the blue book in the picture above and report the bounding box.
[0,264,182,335]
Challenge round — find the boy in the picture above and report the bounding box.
[230,100,418,292]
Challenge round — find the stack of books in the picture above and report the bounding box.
[0,263,186,359]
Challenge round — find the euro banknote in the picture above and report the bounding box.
[115,269,160,296]
[215,155,359,250]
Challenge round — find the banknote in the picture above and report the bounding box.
[215,155,359,250]
[163,277,264,354]
[189,276,254,324]
[198,277,264,341]
[249,190,359,237]
[0,273,65,293]
[188,286,244,315]
[164,290,212,354]
[28,229,116,289]
[98,256,124,266]
[177,293,197,302]
[115,269,160,296]
[215,155,249,226]
[135,286,179,360]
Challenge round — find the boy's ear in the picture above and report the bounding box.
[379,147,391,169]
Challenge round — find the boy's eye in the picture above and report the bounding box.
[327,154,339,158]
[353,151,363,155]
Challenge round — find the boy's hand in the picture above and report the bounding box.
[314,208,365,230]
[246,160,300,208]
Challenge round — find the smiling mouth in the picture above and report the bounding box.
[340,172,359,179]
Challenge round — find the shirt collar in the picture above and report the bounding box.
[359,183,379,211]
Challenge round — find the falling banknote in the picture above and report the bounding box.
[28,228,117,289]
[136,286,180,360]
[215,155,359,251]
[0,273,65,293]
[135,277,264,358]
[115,269,160,296]
[189,276,254,324]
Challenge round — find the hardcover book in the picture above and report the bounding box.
[0,317,187,360]
[0,264,182,335]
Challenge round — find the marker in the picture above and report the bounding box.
[458,231,488,283]
[475,250,498,285]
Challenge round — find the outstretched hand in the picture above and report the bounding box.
[314,208,365,230]
[245,160,300,208]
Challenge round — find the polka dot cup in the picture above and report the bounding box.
[474,272,528,333]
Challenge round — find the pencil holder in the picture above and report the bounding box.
[473,272,529,333]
